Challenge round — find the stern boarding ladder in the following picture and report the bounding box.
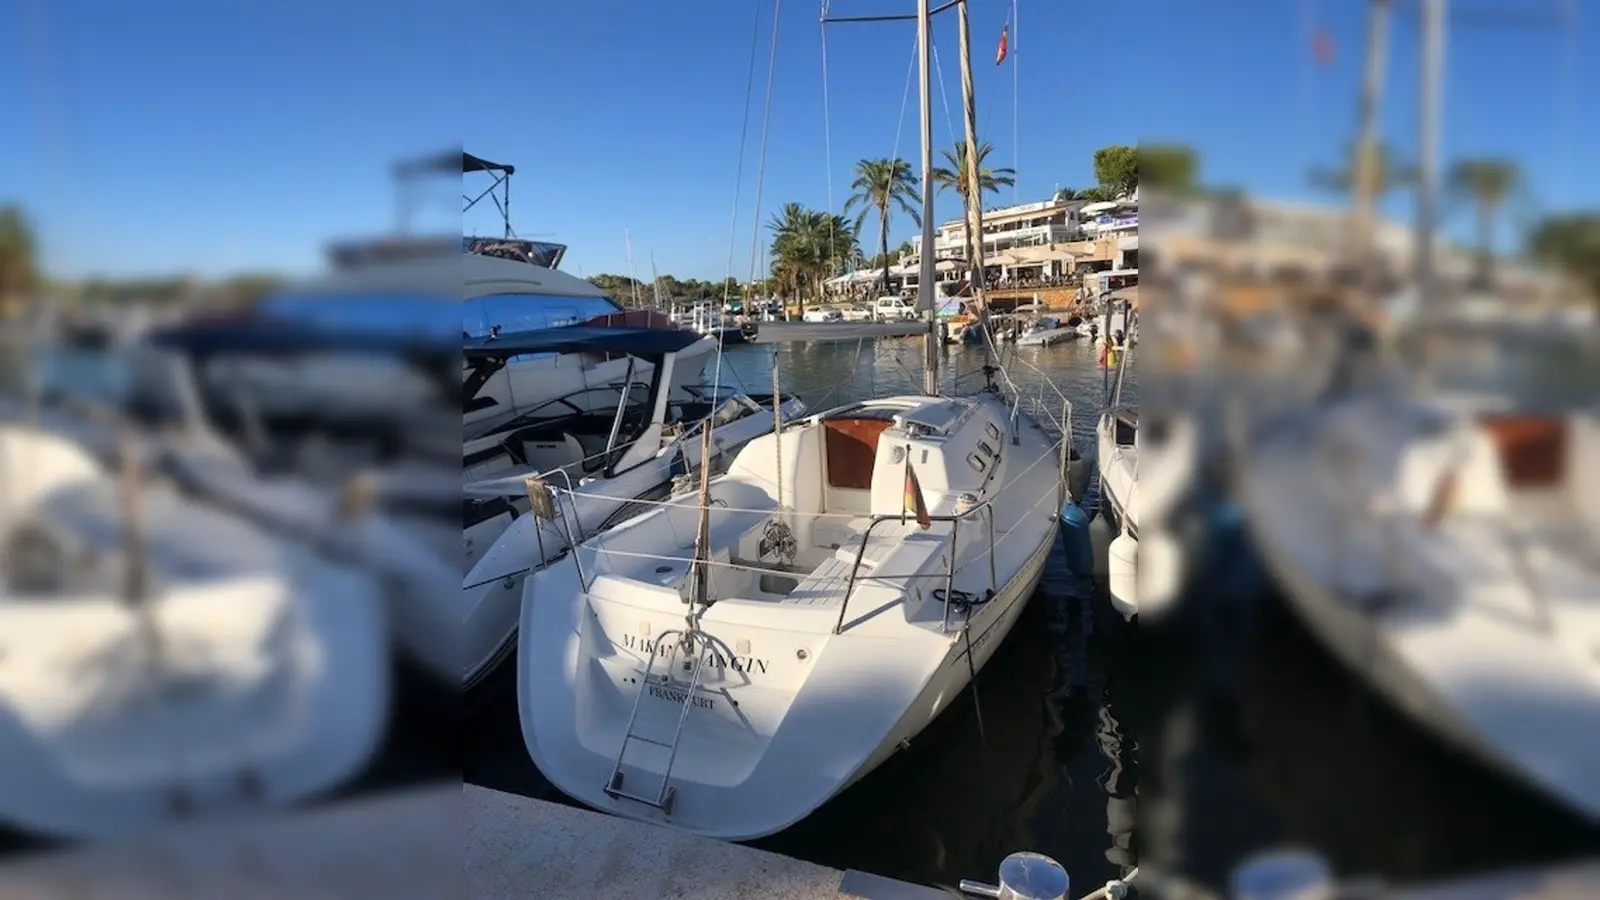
[603,626,714,815]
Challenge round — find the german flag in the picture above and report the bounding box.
[903,459,932,530]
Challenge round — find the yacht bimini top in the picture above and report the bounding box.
[463,326,706,363]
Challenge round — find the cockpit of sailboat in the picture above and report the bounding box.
[572,393,1064,632]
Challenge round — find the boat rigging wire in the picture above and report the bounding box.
[721,0,767,310]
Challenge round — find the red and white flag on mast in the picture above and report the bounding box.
[1311,27,1334,65]
[996,24,1009,65]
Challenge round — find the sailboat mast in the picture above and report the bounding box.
[956,0,989,329]
[1415,0,1444,319]
[916,0,939,395]
[1348,0,1392,272]
[625,228,644,309]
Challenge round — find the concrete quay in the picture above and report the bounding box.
[3,781,1597,899]
[0,783,459,900]
[467,784,866,899]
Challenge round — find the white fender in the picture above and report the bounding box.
[1137,527,1183,621]
[1108,532,1138,620]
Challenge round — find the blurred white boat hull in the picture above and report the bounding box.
[0,425,390,839]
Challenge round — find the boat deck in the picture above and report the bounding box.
[710,516,933,610]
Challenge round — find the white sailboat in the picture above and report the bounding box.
[134,316,464,688]
[461,326,806,692]
[0,423,389,840]
[515,0,1080,839]
[1239,394,1600,821]
[1237,0,1600,823]
[1093,341,1195,621]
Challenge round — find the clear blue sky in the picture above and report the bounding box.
[1,0,1592,281]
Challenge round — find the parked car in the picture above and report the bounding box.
[873,295,919,321]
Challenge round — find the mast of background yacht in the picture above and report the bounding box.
[1414,0,1444,321]
[955,0,991,341]
[1347,0,1392,277]
[916,0,939,395]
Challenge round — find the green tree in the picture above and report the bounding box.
[0,205,40,315]
[768,203,859,318]
[1138,143,1200,196]
[1446,158,1523,286]
[1092,145,1139,198]
[931,140,1015,282]
[843,157,921,294]
[1055,186,1118,204]
[1526,213,1600,307]
[1308,141,1418,200]
[930,140,1017,207]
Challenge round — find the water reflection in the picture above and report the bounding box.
[1138,559,1600,893]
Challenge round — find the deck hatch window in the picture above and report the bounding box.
[967,453,987,473]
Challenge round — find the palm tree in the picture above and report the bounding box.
[0,205,40,318]
[1308,141,1418,201]
[843,158,921,294]
[931,140,1015,282]
[1055,186,1119,204]
[930,140,1016,209]
[1446,158,1522,286]
[767,204,859,318]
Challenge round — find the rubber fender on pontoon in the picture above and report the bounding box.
[1138,528,1183,621]
[1057,501,1095,578]
[1107,533,1138,621]
[1089,513,1115,580]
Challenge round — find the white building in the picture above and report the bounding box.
[893,195,1138,292]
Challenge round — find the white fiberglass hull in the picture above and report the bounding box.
[160,450,460,684]
[0,427,390,839]
[1017,328,1077,347]
[1240,400,1600,822]
[518,394,1066,839]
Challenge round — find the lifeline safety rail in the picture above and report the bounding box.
[533,412,1073,641]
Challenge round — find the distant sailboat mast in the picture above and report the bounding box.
[624,228,644,309]
[1415,0,1444,320]
[915,0,939,395]
[955,0,992,340]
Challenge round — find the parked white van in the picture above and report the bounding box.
[873,295,920,321]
